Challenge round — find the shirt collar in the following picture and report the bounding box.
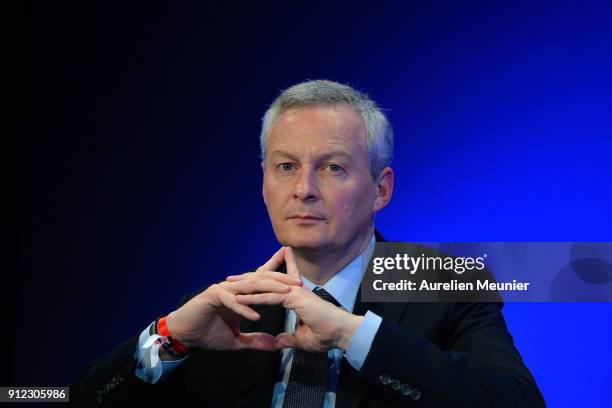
[301,234,376,313]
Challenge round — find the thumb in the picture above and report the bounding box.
[274,332,297,349]
[235,332,279,351]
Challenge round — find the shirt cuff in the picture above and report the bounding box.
[345,310,382,371]
[134,322,189,384]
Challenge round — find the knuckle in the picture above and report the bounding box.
[245,274,259,282]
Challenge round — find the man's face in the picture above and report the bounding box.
[262,104,390,252]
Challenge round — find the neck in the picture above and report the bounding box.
[293,227,375,286]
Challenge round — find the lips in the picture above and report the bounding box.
[288,214,326,220]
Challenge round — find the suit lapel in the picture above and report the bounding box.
[336,231,411,408]
[336,287,410,408]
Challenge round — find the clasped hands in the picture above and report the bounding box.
[165,247,363,355]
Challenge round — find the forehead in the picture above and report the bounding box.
[266,104,367,157]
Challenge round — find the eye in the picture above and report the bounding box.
[328,163,343,172]
[278,162,294,171]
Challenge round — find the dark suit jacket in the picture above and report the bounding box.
[72,235,545,407]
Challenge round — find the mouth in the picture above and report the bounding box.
[289,214,326,220]
[288,214,327,224]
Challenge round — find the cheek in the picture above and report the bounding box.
[264,185,289,220]
[263,185,277,211]
[330,187,371,218]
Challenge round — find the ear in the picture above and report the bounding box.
[261,160,268,205]
[372,167,394,213]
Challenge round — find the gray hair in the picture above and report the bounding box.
[260,79,393,178]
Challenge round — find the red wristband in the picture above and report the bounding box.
[157,316,192,356]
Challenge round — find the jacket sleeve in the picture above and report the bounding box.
[70,333,159,407]
[70,288,208,407]
[357,302,545,407]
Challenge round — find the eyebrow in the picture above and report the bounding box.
[269,150,353,163]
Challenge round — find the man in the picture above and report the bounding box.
[72,80,544,407]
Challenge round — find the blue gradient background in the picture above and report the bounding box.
[20,2,611,406]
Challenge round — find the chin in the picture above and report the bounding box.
[279,227,331,250]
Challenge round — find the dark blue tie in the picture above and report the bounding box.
[282,287,340,408]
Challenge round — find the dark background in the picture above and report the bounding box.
[19,1,612,406]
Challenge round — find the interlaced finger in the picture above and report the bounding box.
[217,290,261,321]
[222,278,292,295]
[235,293,289,306]
[226,271,302,286]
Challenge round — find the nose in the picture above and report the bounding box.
[294,167,319,202]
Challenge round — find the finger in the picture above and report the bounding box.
[258,247,287,273]
[226,271,302,286]
[224,279,292,295]
[235,332,280,351]
[284,247,301,279]
[280,286,303,310]
[217,290,261,321]
[235,293,289,305]
[274,332,297,349]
